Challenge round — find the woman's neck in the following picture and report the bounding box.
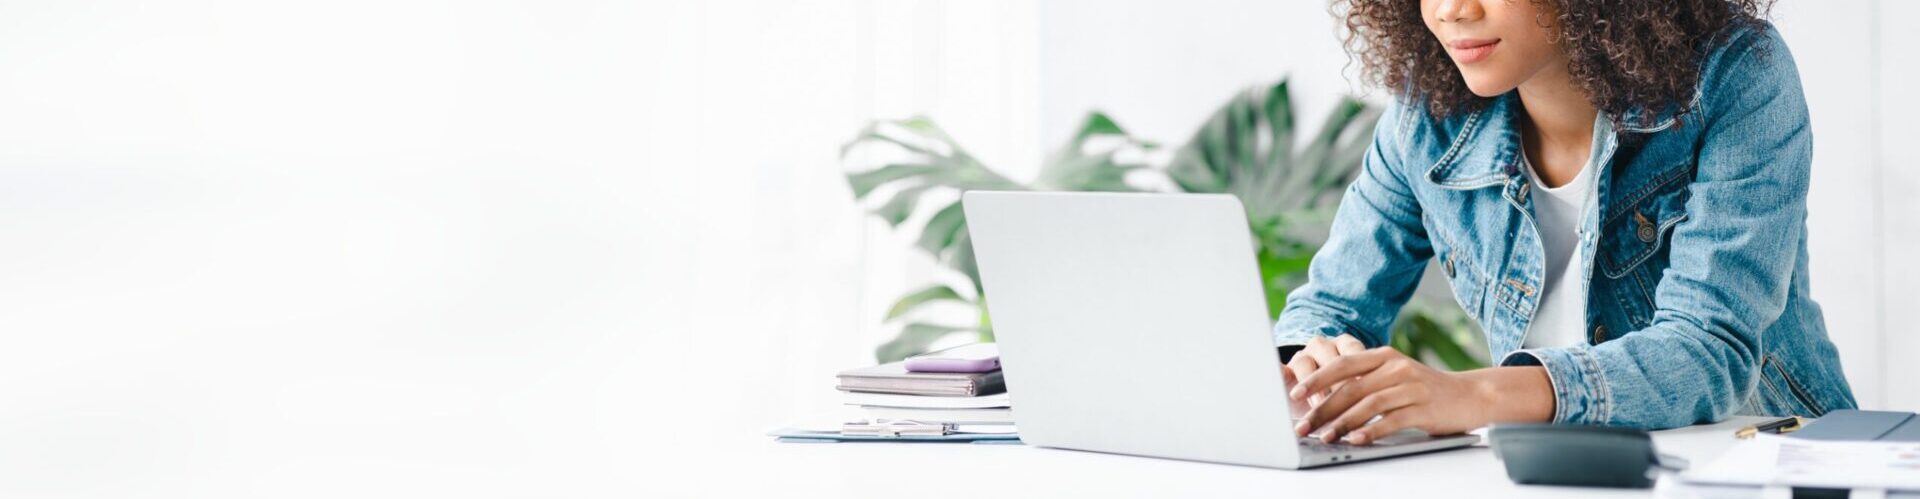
[1515,61,1598,188]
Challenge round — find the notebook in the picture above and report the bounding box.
[835,361,1005,397]
[860,406,1014,424]
[1791,410,1920,442]
[842,391,1012,409]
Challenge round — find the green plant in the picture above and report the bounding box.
[842,78,1486,369]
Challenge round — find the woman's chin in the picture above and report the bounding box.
[1460,77,1518,98]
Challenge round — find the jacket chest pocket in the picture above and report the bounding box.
[1428,224,1487,322]
[1597,171,1691,329]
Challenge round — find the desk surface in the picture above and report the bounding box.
[721,417,1769,498]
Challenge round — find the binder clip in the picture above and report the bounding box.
[841,419,953,437]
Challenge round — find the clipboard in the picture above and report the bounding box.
[768,419,1021,444]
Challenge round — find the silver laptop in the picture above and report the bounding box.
[962,191,1478,469]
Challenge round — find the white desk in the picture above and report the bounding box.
[727,417,1770,498]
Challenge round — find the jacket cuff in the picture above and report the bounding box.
[1271,327,1338,364]
[1273,329,1321,347]
[1500,347,1607,425]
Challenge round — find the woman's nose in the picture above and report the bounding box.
[1430,0,1484,23]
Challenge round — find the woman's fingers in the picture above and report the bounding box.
[1289,336,1358,403]
[1333,334,1366,355]
[1301,336,1336,364]
[1285,354,1320,393]
[1317,385,1422,442]
[1326,336,1367,401]
[1296,373,1380,436]
[1290,348,1398,400]
[1348,408,1424,445]
[1287,338,1331,400]
[1281,364,1313,415]
[1295,373,1372,434]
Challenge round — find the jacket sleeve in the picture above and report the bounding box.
[1273,101,1434,349]
[1500,26,1808,429]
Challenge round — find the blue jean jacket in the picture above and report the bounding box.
[1273,24,1856,429]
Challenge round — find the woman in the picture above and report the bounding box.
[1277,0,1857,444]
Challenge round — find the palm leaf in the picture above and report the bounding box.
[914,202,967,255]
[1288,99,1380,211]
[884,284,969,322]
[848,164,946,198]
[1159,78,1481,369]
[874,323,968,363]
[1033,112,1156,192]
[844,113,1158,361]
[843,79,1480,369]
[842,117,1023,203]
[1392,306,1484,371]
[1168,81,1381,226]
[843,116,1023,281]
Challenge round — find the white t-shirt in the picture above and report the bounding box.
[1521,114,1611,349]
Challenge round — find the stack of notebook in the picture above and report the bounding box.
[835,360,1012,425]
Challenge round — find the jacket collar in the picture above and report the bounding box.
[1423,91,1682,189]
[1424,93,1524,190]
[1616,91,1689,133]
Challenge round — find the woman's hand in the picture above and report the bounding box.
[1282,334,1369,407]
[1289,347,1555,445]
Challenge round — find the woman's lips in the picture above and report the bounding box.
[1448,39,1499,64]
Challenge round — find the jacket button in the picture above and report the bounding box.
[1516,182,1531,205]
[1634,211,1657,243]
[1592,325,1608,344]
[1444,255,1456,278]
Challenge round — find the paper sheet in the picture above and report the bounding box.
[1682,434,1920,491]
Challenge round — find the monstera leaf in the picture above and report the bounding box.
[1032,112,1158,192]
[1166,81,1380,221]
[1165,81,1382,320]
[842,116,1020,255]
[843,113,1154,361]
[842,78,1485,369]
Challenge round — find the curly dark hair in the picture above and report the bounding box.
[1338,0,1773,124]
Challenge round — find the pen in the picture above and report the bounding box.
[1734,416,1806,439]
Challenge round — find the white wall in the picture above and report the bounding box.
[1773,1,1888,410]
[1036,0,1359,154]
[1034,0,1917,411]
[1874,0,1920,411]
[0,0,1044,495]
[0,1,1910,495]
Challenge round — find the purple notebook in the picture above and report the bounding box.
[903,344,1000,373]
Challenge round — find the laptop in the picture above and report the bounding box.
[961,191,1478,469]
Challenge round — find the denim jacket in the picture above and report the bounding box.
[1273,24,1856,429]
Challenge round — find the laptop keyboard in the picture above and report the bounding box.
[1299,437,1362,453]
[1299,429,1436,454]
